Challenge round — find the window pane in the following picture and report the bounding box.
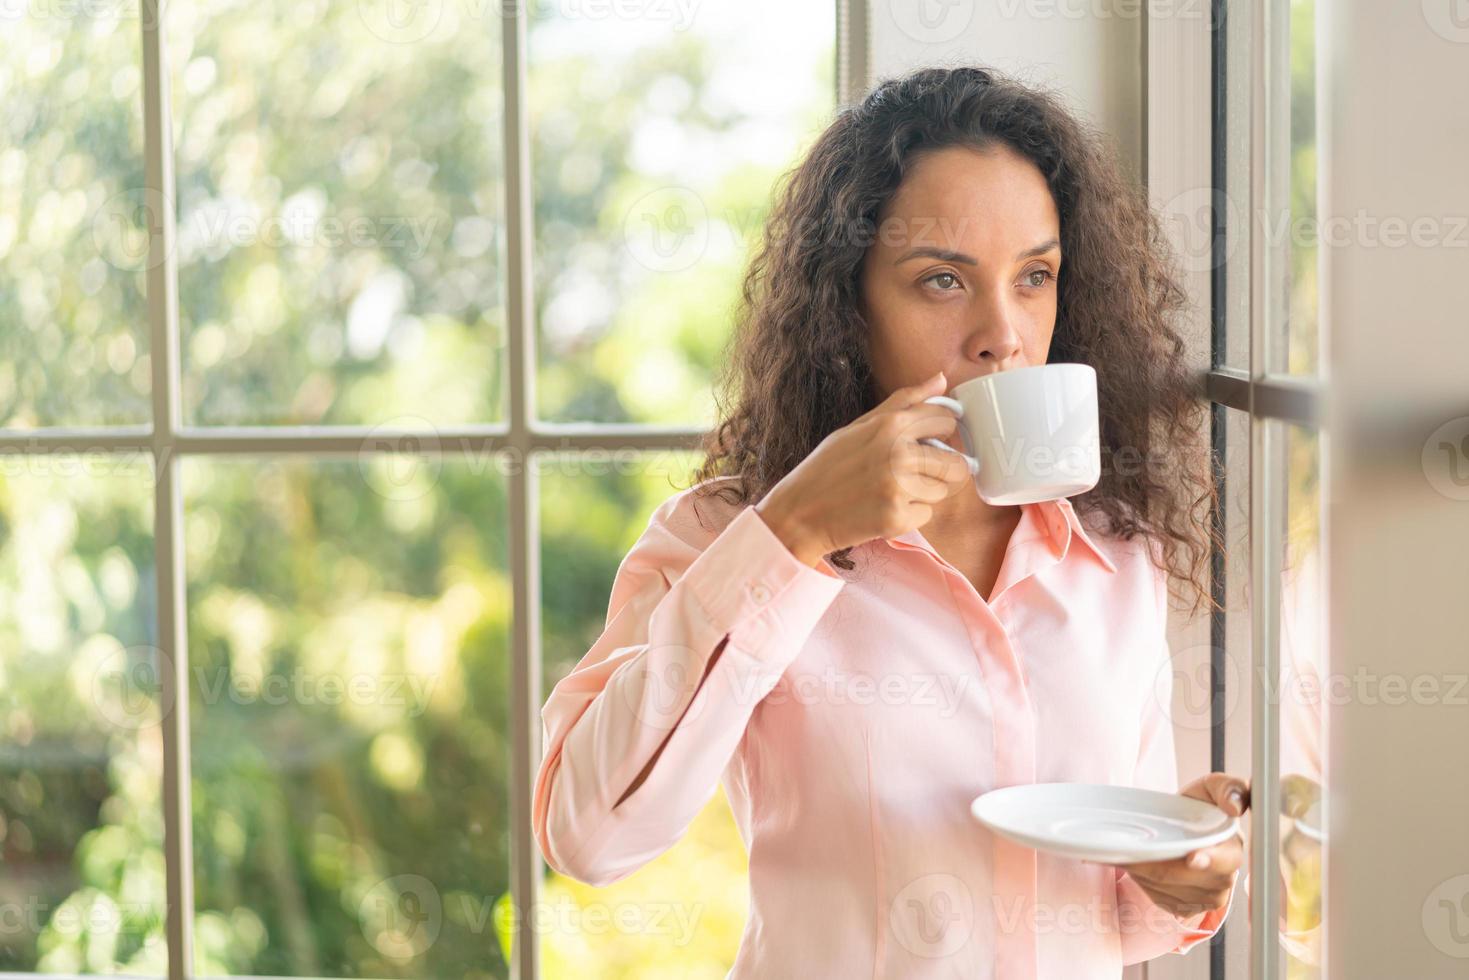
[530,2,835,424]
[168,1,506,427]
[539,452,746,976]
[1278,0,1318,376]
[0,9,152,427]
[1218,0,1251,371]
[1280,421,1324,976]
[185,457,510,977]
[0,456,165,973]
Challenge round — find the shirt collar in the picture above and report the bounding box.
[1039,496,1118,574]
[882,496,1118,576]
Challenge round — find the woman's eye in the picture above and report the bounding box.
[924,271,961,291]
[1024,269,1055,288]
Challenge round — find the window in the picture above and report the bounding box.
[531,3,837,426]
[0,458,164,973]
[1206,0,1326,976]
[0,1,842,978]
[167,0,508,428]
[185,458,512,977]
[1,8,151,426]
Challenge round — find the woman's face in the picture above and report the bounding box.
[859,143,1062,399]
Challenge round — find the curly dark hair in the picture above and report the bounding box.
[681,64,1222,618]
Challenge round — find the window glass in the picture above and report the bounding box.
[168,0,507,427]
[530,1,835,424]
[185,457,511,978]
[0,458,165,973]
[0,8,151,426]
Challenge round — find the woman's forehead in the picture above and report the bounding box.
[877,145,1060,252]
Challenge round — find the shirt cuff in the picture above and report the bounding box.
[1170,868,1240,955]
[679,505,845,662]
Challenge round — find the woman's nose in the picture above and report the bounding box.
[965,299,1025,365]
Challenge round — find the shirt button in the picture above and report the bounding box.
[750,583,772,604]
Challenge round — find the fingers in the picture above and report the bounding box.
[1185,842,1244,876]
[883,399,978,473]
[867,370,980,508]
[900,460,973,503]
[1120,839,1243,884]
[890,403,965,439]
[890,369,949,409]
[1117,852,1242,922]
[1180,772,1251,816]
[1207,773,1251,816]
[1117,857,1186,884]
[1124,859,1240,916]
[882,405,972,498]
[1134,876,1238,915]
[860,371,948,422]
[896,438,975,499]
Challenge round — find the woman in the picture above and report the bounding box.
[533,65,1249,978]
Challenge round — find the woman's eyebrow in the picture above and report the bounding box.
[894,238,1061,266]
[1016,238,1061,260]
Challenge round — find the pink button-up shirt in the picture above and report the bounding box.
[533,476,1236,978]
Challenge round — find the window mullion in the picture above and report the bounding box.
[1246,0,1287,974]
[139,0,194,976]
[502,0,540,977]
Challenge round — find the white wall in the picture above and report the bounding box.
[869,0,1145,181]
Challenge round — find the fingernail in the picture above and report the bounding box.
[1228,789,1244,812]
[1190,852,1210,869]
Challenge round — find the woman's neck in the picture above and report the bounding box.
[928,490,1021,532]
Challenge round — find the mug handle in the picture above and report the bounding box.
[917,395,981,476]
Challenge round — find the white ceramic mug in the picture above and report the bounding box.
[918,363,1101,505]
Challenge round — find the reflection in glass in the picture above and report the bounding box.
[184,458,510,977]
[1280,422,1324,975]
[0,458,164,972]
[539,451,746,977]
[0,9,152,426]
[1283,0,1319,375]
[167,0,507,426]
[530,1,835,424]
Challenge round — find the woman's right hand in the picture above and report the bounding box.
[754,370,976,566]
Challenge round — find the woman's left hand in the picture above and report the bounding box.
[1106,773,1250,919]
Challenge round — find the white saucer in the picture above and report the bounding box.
[970,782,1241,864]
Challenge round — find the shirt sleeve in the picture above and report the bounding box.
[532,497,846,887]
[1117,562,1239,964]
